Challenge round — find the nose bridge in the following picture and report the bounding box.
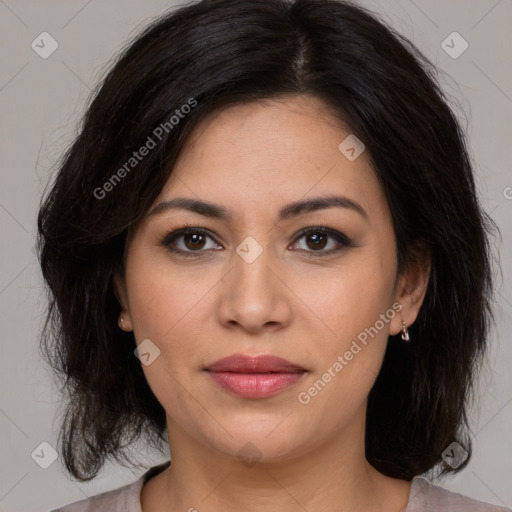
[218,233,290,330]
[232,233,276,300]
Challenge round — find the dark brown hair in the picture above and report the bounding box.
[37,0,497,481]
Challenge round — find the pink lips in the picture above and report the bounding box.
[205,354,307,399]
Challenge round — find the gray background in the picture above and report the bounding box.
[0,1,511,511]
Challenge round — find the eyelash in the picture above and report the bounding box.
[160,222,352,259]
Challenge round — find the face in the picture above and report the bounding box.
[115,94,428,464]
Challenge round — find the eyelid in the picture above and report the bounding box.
[160,224,221,250]
[293,226,351,246]
[289,226,352,258]
[160,224,352,257]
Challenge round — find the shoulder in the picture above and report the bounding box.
[48,461,171,512]
[47,478,142,512]
[408,476,511,512]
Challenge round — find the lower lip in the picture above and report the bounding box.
[206,371,306,398]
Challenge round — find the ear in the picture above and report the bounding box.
[113,269,133,332]
[390,242,431,336]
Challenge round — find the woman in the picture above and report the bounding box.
[38,0,508,510]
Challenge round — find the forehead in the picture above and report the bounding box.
[152,95,387,225]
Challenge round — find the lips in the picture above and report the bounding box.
[206,354,306,373]
[205,354,307,399]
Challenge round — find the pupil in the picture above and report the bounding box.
[183,233,328,251]
[185,233,205,250]
[307,233,327,250]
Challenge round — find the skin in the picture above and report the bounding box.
[115,94,431,512]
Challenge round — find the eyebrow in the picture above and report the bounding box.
[147,195,368,222]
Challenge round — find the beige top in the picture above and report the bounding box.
[49,461,510,511]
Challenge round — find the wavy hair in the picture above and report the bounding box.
[37,0,497,481]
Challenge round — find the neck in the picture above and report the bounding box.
[143,406,412,512]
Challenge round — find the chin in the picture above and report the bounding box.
[199,420,314,464]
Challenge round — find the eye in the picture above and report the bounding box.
[289,226,351,257]
[161,225,222,257]
[161,224,351,258]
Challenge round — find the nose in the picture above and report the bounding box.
[217,240,292,334]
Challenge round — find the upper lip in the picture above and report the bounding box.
[205,354,306,373]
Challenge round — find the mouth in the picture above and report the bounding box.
[204,354,307,399]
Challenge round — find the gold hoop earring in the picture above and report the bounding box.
[401,321,410,342]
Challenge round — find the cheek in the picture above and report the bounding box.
[292,265,396,434]
[123,248,222,402]
[294,252,396,347]
[124,246,213,341]
[291,248,397,412]
[123,253,205,411]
